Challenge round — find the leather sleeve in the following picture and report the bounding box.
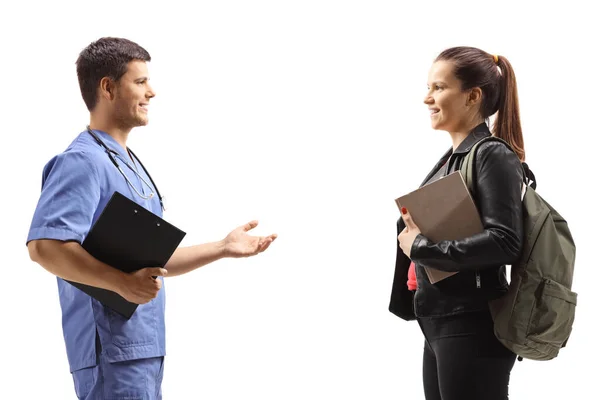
[409,142,524,272]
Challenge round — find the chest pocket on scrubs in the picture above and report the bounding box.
[107,299,158,347]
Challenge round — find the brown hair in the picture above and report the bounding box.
[435,47,525,161]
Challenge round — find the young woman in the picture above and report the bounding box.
[389,46,526,400]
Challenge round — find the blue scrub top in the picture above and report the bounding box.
[27,129,166,373]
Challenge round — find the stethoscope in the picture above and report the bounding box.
[87,126,165,211]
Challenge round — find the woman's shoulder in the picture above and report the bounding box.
[474,138,523,178]
[475,138,520,164]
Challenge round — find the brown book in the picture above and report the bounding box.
[395,171,483,283]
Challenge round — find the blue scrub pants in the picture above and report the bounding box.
[72,356,164,400]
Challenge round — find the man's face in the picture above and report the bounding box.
[111,60,155,128]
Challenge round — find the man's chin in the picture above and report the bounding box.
[134,117,149,127]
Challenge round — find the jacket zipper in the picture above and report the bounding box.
[476,270,481,289]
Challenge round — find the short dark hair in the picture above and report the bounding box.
[76,37,151,111]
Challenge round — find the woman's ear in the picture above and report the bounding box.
[467,87,482,106]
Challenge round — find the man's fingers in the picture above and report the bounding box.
[242,220,259,232]
[148,267,168,277]
[258,234,277,252]
[259,238,273,253]
[260,234,277,243]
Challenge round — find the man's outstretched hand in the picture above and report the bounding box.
[223,220,277,258]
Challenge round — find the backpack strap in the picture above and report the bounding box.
[522,162,537,190]
[460,136,533,194]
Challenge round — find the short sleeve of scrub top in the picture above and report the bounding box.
[28,150,101,244]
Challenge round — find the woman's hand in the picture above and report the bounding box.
[398,207,422,258]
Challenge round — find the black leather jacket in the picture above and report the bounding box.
[389,123,524,320]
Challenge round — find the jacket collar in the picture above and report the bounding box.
[419,122,492,187]
[452,122,492,155]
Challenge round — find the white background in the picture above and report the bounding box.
[1,0,597,399]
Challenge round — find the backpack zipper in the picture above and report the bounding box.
[476,271,481,288]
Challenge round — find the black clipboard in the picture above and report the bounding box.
[67,191,186,319]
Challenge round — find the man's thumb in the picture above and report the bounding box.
[148,267,168,277]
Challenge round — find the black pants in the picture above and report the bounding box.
[418,310,517,400]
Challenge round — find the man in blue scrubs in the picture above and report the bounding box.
[26,37,277,399]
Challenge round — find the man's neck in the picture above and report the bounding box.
[89,114,131,151]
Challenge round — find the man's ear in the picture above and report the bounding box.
[467,87,482,106]
[99,77,116,101]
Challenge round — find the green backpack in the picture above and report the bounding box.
[460,136,577,361]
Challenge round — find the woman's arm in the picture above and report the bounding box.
[409,142,524,272]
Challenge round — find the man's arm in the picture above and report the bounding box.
[163,241,227,277]
[164,220,277,277]
[28,239,166,304]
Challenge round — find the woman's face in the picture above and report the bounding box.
[424,60,479,133]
